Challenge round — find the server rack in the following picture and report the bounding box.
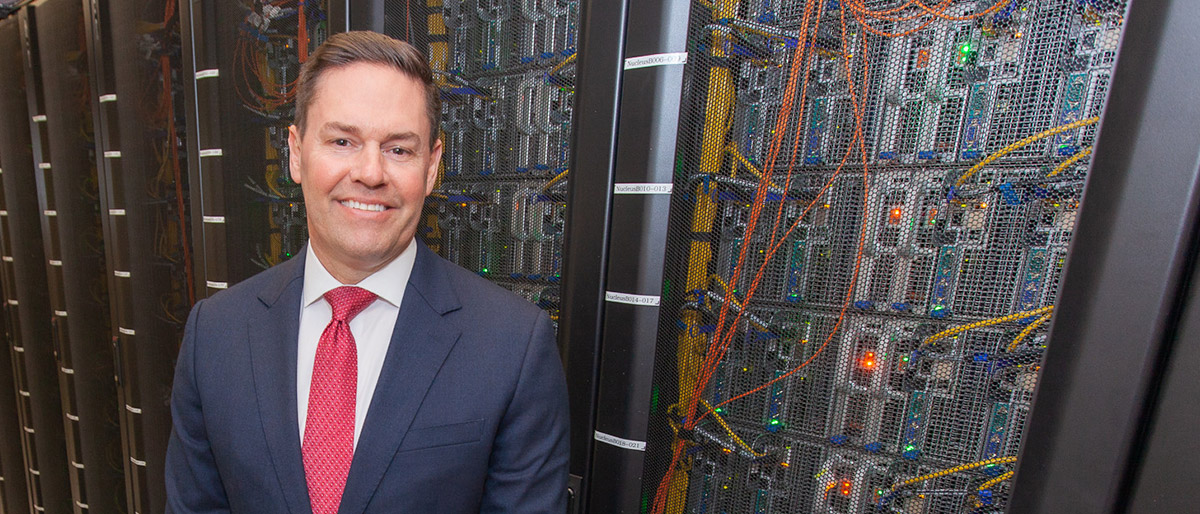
[0,10,71,514]
[639,1,1132,513]
[354,0,582,334]
[180,0,341,301]
[557,0,1147,513]
[0,53,31,513]
[82,0,193,512]
[21,1,126,512]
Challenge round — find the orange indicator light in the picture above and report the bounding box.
[862,351,877,369]
[840,480,853,496]
[889,207,903,224]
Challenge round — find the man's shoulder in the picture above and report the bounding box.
[422,251,545,322]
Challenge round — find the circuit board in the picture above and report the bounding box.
[644,1,1126,513]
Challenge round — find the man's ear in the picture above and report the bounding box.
[288,124,303,184]
[424,137,444,196]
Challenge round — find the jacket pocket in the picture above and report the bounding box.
[397,419,484,452]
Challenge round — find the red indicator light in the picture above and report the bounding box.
[840,480,852,496]
[888,207,903,224]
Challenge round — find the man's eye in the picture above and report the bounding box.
[388,147,411,156]
[333,138,350,146]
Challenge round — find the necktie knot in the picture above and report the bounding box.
[324,286,376,323]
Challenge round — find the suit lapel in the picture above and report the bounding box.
[247,255,312,514]
[339,243,462,514]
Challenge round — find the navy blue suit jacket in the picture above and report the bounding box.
[165,242,568,513]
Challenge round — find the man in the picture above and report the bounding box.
[165,31,568,513]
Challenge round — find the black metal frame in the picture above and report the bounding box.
[15,6,74,512]
[558,0,626,511]
[570,0,692,512]
[1010,0,1200,511]
[0,13,36,514]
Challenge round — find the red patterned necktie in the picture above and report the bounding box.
[303,286,376,514]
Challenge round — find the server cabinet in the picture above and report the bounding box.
[0,70,31,514]
[565,1,1135,513]
[0,11,71,514]
[82,0,193,512]
[21,0,126,512]
[180,0,339,300]
[355,0,581,332]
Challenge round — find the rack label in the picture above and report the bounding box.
[195,69,220,79]
[614,183,673,195]
[605,291,660,306]
[118,327,136,336]
[54,310,67,317]
[199,148,223,158]
[43,210,56,216]
[103,151,121,159]
[207,281,229,290]
[108,209,125,216]
[39,163,51,170]
[594,430,646,451]
[31,114,46,122]
[1,256,11,262]
[624,52,688,70]
[114,270,131,278]
[203,216,225,224]
[48,260,62,266]
[99,94,117,103]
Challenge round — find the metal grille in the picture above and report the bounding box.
[643,1,1127,513]
[386,0,580,325]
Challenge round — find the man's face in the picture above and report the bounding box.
[288,62,441,282]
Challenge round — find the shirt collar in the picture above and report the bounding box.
[302,239,417,309]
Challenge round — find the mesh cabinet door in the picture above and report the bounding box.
[640,2,1129,514]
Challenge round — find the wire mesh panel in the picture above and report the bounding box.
[380,0,579,325]
[643,1,1127,513]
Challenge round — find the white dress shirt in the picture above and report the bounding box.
[297,240,416,448]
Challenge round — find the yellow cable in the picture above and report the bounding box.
[1048,146,1093,177]
[955,116,1099,189]
[726,144,783,190]
[540,168,570,193]
[699,399,764,457]
[922,306,1054,348]
[549,52,576,76]
[1007,312,1052,352]
[891,456,1017,492]
[978,471,1015,491]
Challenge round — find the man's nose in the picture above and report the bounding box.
[350,145,387,187]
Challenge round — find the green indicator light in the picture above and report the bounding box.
[481,268,489,273]
[770,419,781,425]
[904,444,916,452]
[902,356,910,362]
